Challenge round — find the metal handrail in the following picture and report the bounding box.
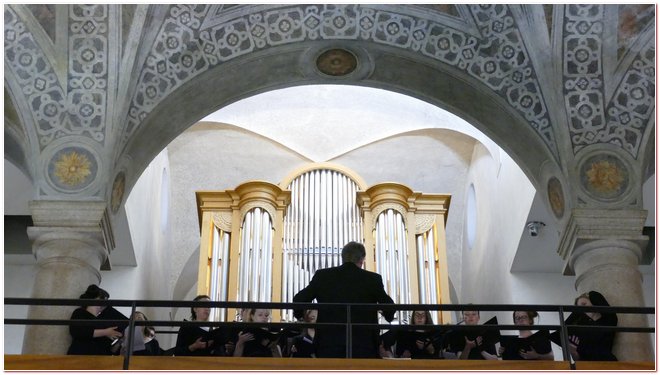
[4,298,655,370]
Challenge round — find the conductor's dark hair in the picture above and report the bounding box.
[79,284,109,307]
[341,241,366,264]
[191,295,210,320]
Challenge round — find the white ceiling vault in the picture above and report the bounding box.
[202,85,502,163]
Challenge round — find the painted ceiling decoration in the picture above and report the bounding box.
[3,4,655,214]
[123,4,556,155]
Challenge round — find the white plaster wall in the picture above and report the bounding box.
[459,144,536,303]
[121,149,176,349]
[166,123,309,305]
[4,160,32,215]
[4,264,37,354]
[642,271,656,352]
[458,146,592,360]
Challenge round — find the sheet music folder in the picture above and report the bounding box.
[98,306,130,332]
[446,316,500,351]
[499,330,550,360]
[548,312,586,347]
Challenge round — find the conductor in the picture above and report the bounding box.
[293,241,395,358]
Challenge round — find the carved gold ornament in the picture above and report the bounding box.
[213,212,233,232]
[54,151,92,187]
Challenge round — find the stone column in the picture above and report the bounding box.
[559,209,653,361]
[22,201,108,354]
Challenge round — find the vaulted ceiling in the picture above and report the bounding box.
[4,4,656,274]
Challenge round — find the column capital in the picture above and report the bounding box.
[27,226,107,280]
[29,200,107,227]
[558,208,648,275]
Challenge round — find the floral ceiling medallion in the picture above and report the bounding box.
[48,146,97,191]
[580,154,629,200]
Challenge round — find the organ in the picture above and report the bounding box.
[195,163,452,324]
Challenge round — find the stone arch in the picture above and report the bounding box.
[122,40,556,200]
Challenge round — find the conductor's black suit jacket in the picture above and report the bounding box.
[292,262,395,358]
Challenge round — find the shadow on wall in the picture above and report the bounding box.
[171,245,201,320]
[448,278,460,322]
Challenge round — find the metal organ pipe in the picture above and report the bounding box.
[239,214,251,302]
[294,177,302,304]
[387,209,397,302]
[416,235,426,302]
[397,213,410,305]
[305,172,312,289]
[219,231,230,321]
[210,228,220,321]
[426,229,437,305]
[375,220,384,279]
[236,208,275,305]
[250,208,261,301]
[315,170,321,281]
[282,169,364,320]
[319,171,326,275]
[331,172,338,268]
[375,209,411,313]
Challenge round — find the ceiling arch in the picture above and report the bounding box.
[122,40,555,200]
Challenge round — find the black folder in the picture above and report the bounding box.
[243,327,282,343]
[381,325,453,349]
[499,330,551,360]
[98,306,130,332]
[395,330,438,352]
[466,316,500,343]
[202,326,227,343]
[446,316,500,352]
[548,312,588,347]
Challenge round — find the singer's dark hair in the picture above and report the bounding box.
[512,310,538,324]
[79,284,109,307]
[461,304,479,316]
[410,310,433,325]
[574,290,617,324]
[190,295,210,320]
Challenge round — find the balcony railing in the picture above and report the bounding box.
[4,298,655,370]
